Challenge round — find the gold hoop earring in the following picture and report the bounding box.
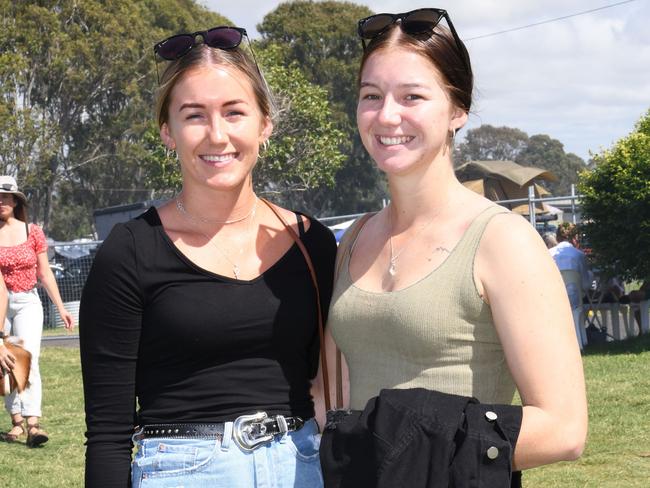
[262,140,269,152]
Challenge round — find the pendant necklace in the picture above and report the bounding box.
[175,196,258,279]
[387,204,449,277]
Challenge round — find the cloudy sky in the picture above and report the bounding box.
[200,0,650,161]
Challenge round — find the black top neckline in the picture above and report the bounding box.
[143,206,313,285]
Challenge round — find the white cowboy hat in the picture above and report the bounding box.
[0,175,28,206]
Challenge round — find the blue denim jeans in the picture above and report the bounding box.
[132,418,323,488]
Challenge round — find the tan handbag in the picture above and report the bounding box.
[0,335,32,395]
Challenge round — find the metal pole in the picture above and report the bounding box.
[528,185,537,227]
[571,184,577,224]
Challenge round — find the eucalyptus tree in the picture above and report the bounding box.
[0,0,227,238]
[259,1,384,215]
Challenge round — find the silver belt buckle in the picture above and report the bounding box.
[132,426,144,443]
[233,412,274,451]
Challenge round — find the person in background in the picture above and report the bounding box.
[0,175,74,447]
[550,222,593,309]
[619,281,648,335]
[542,232,557,249]
[326,8,587,484]
[80,26,336,488]
[600,276,625,303]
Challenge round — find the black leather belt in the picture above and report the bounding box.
[141,423,227,439]
[136,412,305,451]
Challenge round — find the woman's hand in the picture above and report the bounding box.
[0,343,16,371]
[36,251,75,330]
[58,308,75,330]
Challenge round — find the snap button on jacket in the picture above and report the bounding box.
[320,388,522,488]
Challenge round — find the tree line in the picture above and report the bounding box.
[0,0,636,245]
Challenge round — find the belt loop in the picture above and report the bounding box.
[221,421,233,451]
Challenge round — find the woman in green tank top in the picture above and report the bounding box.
[326,8,587,476]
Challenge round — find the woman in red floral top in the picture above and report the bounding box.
[0,175,74,447]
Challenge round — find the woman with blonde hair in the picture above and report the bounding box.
[80,26,336,487]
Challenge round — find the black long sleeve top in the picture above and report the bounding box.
[79,207,336,487]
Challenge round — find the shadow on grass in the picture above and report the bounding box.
[582,333,650,356]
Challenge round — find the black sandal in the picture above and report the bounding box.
[1,419,26,442]
[26,423,49,447]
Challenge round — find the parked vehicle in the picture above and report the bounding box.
[60,254,95,285]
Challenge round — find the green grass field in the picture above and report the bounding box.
[525,335,650,487]
[1,336,649,487]
[41,327,76,337]
[1,347,85,487]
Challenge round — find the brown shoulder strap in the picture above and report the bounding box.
[260,198,334,411]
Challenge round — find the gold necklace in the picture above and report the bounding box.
[175,199,258,280]
[387,205,449,276]
[175,196,258,225]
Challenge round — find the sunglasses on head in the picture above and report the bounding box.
[154,26,248,60]
[357,8,468,66]
[152,26,265,87]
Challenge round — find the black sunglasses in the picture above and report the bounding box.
[357,8,468,67]
[152,26,266,87]
[154,26,247,60]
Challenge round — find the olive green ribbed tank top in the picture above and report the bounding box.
[328,205,516,410]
